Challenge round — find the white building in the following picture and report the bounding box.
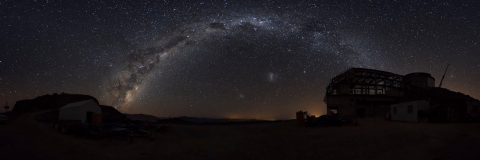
[390,100,429,122]
[59,99,102,125]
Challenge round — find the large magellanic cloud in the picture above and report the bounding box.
[105,13,380,116]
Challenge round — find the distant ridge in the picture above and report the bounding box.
[126,114,160,123]
[155,116,272,125]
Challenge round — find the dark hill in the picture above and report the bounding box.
[100,105,129,123]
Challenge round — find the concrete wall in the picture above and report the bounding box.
[390,100,429,122]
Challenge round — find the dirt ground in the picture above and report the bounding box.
[1,114,480,160]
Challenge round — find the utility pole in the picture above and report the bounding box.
[439,64,450,88]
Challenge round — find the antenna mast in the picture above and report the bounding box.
[439,64,450,88]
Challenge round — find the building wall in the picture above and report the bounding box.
[467,102,480,113]
[59,100,101,124]
[390,100,429,122]
[407,77,435,88]
[327,95,399,117]
[404,73,435,88]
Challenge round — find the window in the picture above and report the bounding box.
[353,88,362,95]
[329,109,338,115]
[377,89,385,95]
[377,81,385,85]
[407,105,413,114]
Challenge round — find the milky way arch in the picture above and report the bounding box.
[105,14,377,110]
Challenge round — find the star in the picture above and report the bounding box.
[1,0,479,119]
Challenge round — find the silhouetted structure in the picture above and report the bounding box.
[13,93,98,113]
[389,100,429,122]
[325,68,480,122]
[12,93,128,123]
[296,111,307,125]
[325,68,405,118]
[400,87,480,122]
[59,99,102,126]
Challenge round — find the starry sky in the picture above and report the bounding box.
[1,0,479,119]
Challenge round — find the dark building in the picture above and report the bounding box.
[403,72,435,89]
[12,93,99,113]
[401,87,480,122]
[324,68,480,122]
[325,68,406,117]
[11,93,128,124]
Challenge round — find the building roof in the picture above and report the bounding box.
[405,72,434,79]
[13,93,99,113]
[328,68,404,89]
[403,87,479,104]
[61,99,99,110]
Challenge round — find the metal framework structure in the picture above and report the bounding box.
[326,68,404,97]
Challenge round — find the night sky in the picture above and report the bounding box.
[1,0,479,119]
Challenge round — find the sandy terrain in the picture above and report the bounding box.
[1,114,480,160]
